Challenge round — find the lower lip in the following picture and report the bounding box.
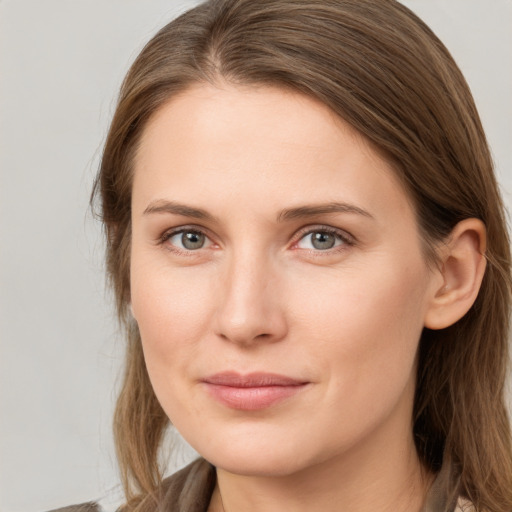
[203,383,307,410]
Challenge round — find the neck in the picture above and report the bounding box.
[212,447,430,512]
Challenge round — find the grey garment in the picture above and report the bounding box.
[422,461,458,512]
[47,457,465,512]
[47,504,100,512]
[45,459,215,512]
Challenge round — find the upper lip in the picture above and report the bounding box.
[202,371,307,387]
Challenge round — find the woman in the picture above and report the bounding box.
[58,0,512,511]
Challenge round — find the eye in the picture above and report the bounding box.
[295,228,351,251]
[163,229,212,251]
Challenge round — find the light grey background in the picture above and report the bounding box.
[1,1,511,511]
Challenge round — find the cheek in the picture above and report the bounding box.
[276,263,428,459]
[131,261,214,348]
[289,258,429,401]
[130,261,221,428]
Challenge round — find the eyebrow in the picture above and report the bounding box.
[276,202,374,222]
[143,200,373,222]
[143,200,216,221]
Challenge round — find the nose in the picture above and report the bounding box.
[214,251,288,346]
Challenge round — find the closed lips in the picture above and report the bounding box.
[202,372,309,410]
[202,371,307,387]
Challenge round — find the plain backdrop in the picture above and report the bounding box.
[1,1,511,511]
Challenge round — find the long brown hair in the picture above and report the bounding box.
[93,1,512,510]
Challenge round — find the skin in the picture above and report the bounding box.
[130,83,485,512]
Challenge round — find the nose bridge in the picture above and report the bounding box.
[215,244,286,345]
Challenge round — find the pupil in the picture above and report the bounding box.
[182,232,204,249]
[312,232,335,250]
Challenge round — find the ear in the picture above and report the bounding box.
[424,218,487,330]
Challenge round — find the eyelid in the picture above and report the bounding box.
[159,225,216,253]
[291,224,356,250]
[157,223,355,254]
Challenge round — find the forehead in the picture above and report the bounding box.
[133,83,414,223]
[138,83,371,166]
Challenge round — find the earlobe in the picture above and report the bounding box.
[424,218,487,330]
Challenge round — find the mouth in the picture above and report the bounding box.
[201,371,309,411]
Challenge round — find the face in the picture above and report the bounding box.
[130,84,439,477]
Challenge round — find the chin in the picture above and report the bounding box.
[207,450,309,478]
[188,427,329,478]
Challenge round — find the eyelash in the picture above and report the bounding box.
[158,225,355,256]
[292,226,355,254]
[159,226,214,256]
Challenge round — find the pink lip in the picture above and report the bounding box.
[201,372,309,411]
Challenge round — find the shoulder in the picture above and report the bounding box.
[46,480,125,512]
[454,497,475,511]
[423,461,476,512]
[46,458,215,512]
[119,458,216,512]
[148,458,216,512]
[46,504,100,512]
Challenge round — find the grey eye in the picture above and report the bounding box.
[296,230,345,251]
[180,231,206,250]
[167,230,208,250]
[310,232,336,250]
